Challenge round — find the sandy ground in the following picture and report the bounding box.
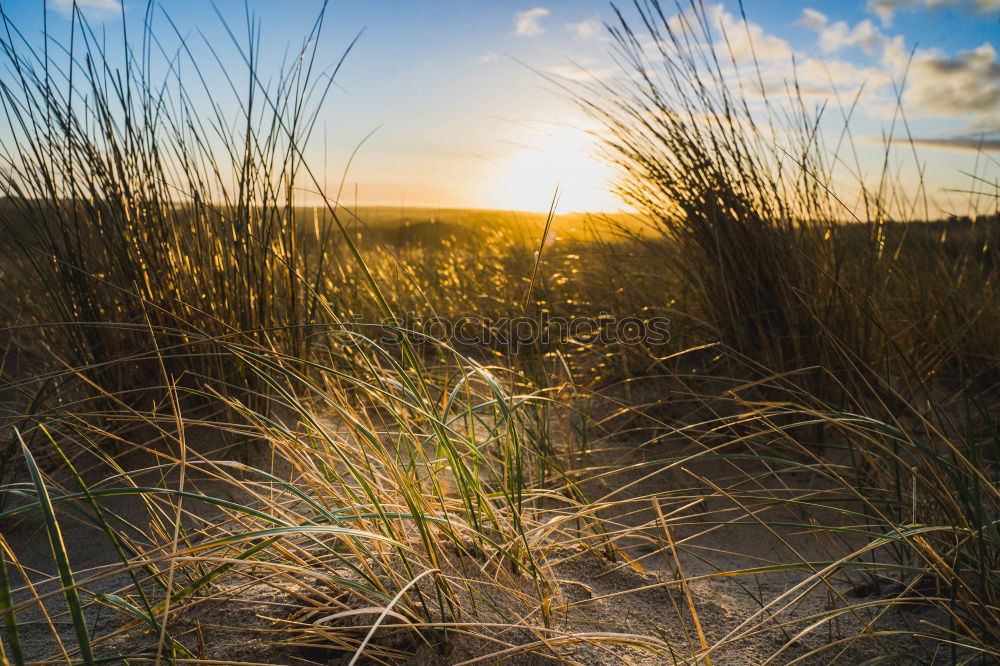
[2,406,935,665]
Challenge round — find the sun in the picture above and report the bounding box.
[477,124,621,213]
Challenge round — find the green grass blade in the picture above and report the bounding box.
[15,429,95,666]
[0,535,25,666]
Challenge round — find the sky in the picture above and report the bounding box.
[4,0,1000,215]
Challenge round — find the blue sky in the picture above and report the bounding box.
[4,0,999,214]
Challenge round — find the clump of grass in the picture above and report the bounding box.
[0,2,354,404]
[0,332,579,662]
[0,6,650,663]
[574,0,999,660]
[578,0,997,390]
[574,0,839,371]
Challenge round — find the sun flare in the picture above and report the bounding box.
[477,124,620,213]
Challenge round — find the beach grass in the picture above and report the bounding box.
[0,1,996,663]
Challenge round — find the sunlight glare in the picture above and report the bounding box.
[477,124,620,213]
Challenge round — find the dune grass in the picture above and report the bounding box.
[0,1,997,664]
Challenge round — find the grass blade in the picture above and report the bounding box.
[15,428,94,666]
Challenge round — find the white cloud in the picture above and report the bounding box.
[703,4,792,63]
[566,17,605,41]
[478,53,499,64]
[801,7,1000,123]
[48,0,121,19]
[908,135,1000,151]
[515,7,550,37]
[795,58,892,93]
[904,43,1000,117]
[868,0,917,25]
[799,9,887,55]
[660,4,792,64]
[866,0,999,26]
[799,8,828,31]
[627,2,998,134]
[547,63,614,82]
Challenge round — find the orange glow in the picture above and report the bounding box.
[476,125,621,213]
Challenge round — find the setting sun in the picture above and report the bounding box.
[476,124,621,212]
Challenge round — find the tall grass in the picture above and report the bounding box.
[577,0,999,660]
[0,2,354,403]
[0,4,623,663]
[577,0,997,390]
